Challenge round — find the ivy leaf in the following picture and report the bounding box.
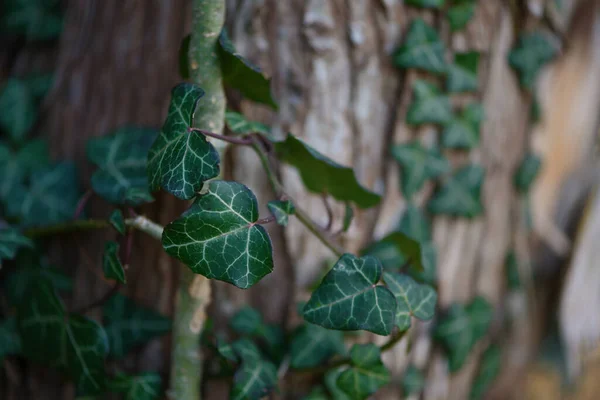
[393,19,447,74]
[384,273,437,331]
[231,358,278,400]
[109,209,126,235]
[406,0,445,8]
[0,78,37,143]
[218,29,278,109]
[23,73,54,100]
[505,251,521,290]
[147,83,220,200]
[392,141,450,199]
[375,232,425,272]
[442,103,485,149]
[411,242,437,285]
[290,323,345,369]
[163,180,274,289]
[302,254,397,336]
[508,32,559,90]
[447,1,476,31]
[447,52,480,93]
[179,34,191,80]
[467,296,493,342]
[303,387,329,400]
[0,317,21,362]
[103,241,126,284]
[325,368,351,400]
[427,164,485,217]
[398,204,431,243]
[337,344,390,400]
[343,204,354,232]
[108,372,162,400]
[0,0,63,40]
[470,345,501,400]
[406,80,453,126]
[402,365,425,396]
[225,111,272,136]
[87,127,158,206]
[514,153,541,193]
[275,134,381,209]
[267,200,295,226]
[4,258,72,306]
[17,279,108,395]
[103,293,171,358]
[230,307,263,335]
[0,227,33,262]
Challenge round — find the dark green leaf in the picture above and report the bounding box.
[290,323,345,369]
[87,127,158,206]
[362,240,405,271]
[337,344,390,400]
[109,209,126,235]
[410,242,437,285]
[392,140,450,199]
[514,153,541,193]
[384,273,437,330]
[406,80,453,126]
[376,232,424,272]
[275,134,381,209]
[4,261,72,306]
[447,52,480,93]
[267,200,295,226]
[23,74,54,100]
[442,103,485,149]
[0,78,37,143]
[402,365,425,396]
[162,180,274,289]
[394,19,447,74]
[303,254,397,336]
[103,241,126,284]
[147,83,220,200]
[466,296,493,342]
[342,203,354,232]
[0,227,33,262]
[103,293,171,358]
[406,0,445,8]
[218,29,278,109]
[225,111,272,136]
[398,204,431,243]
[231,358,278,400]
[505,251,521,290]
[17,279,108,395]
[108,372,162,400]
[179,34,191,80]
[447,2,476,31]
[0,317,21,361]
[303,387,330,400]
[325,368,351,400]
[470,345,501,400]
[0,0,63,40]
[230,307,263,335]
[508,32,559,90]
[427,164,485,217]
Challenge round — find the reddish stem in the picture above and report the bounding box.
[255,215,276,225]
[73,190,93,219]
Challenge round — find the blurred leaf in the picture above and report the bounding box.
[402,365,425,396]
[427,164,485,217]
[23,74,54,99]
[342,203,354,232]
[218,29,278,109]
[442,103,485,149]
[325,368,351,400]
[362,240,405,271]
[411,242,437,286]
[102,241,125,284]
[230,307,263,335]
[231,358,277,400]
[447,52,480,93]
[447,1,476,31]
[87,127,158,206]
[398,204,431,243]
[508,32,559,90]
[4,257,72,305]
[337,344,390,400]
[470,345,501,400]
[267,200,295,226]
[406,80,453,126]
[514,153,541,193]
[384,273,437,330]
[109,210,126,235]
[179,34,191,80]
[108,372,162,400]
[275,134,381,209]
[394,19,447,74]
[375,232,424,272]
[303,254,397,336]
[303,387,330,400]
[103,293,171,358]
[0,78,37,143]
[290,323,345,369]
[0,0,63,40]
[0,227,33,262]
[225,111,272,136]
[0,317,21,362]
[162,180,274,289]
[147,83,220,200]
[406,0,445,7]
[505,251,521,290]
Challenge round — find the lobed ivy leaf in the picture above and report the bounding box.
[147,83,220,200]
[447,1,476,31]
[267,200,295,226]
[87,127,158,206]
[384,273,437,330]
[290,323,345,369]
[103,241,126,284]
[0,78,37,143]
[402,365,425,396]
[392,141,450,199]
[230,307,263,335]
[337,344,390,400]
[220,338,263,364]
[508,32,559,91]
[427,164,485,217]
[108,372,162,400]
[362,240,404,271]
[275,134,381,209]
[406,0,445,8]
[162,180,274,289]
[225,111,272,136]
[103,293,171,358]
[398,204,431,243]
[109,209,126,235]
[302,254,397,336]
[325,368,351,400]
[0,0,63,40]
[412,242,438,285]
[218,29,278,109]
[442,103,485,149]
[406,80,453,126]
[0,317,21,362]
[514,153,541,193]
[393,19,447,74]
[17,279,108,395]
[231,358,278,400]
[376,232,424,272]
[0,227,33,262]
[447,52,480,93]
[470,345,501,400]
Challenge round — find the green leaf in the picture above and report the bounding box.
[22,74,54,99]
[343,204,354,232]
[231,358,278,400]
[303,254,397,336]
[303,387,330,400]
[325,368,351,400]
[103,293,171,358]
[108,372,162,400]
[4,259,72,306]
[505,251,521,290]
[179,34,191,80]
[163,180,274,289]
[87,126,158,206]
[0,227,33,262]
[514,153,541,193]
[103,241,126,284]
[467,296,493,342]
[470,345,501,400]
[230,307,263,335]
[267,200,295,226]
[337,344,390,400]
[218,29,278,109]
[0,78,37,143]
[447,2,476,31]
[392,141,450,199]
[147,83,220,200]
[393,19,447,74]
[447,52,480,93]
[225,111,272,136]
[384,273,437,330]
[405,0,445,8]
[17,279,108,395]
[290,323,345,369]
[508,32,559,91]
[411,242,437,285]
[0,0,63,40]
[427,164,485,217]
[406,80,453,126]
[109,209,126,235]
[0,317,21,362]
[402,365,425,396]
[375,232,425,272]
[275,134,381,209]
[442,103,485,149]
[398,204,431,243]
